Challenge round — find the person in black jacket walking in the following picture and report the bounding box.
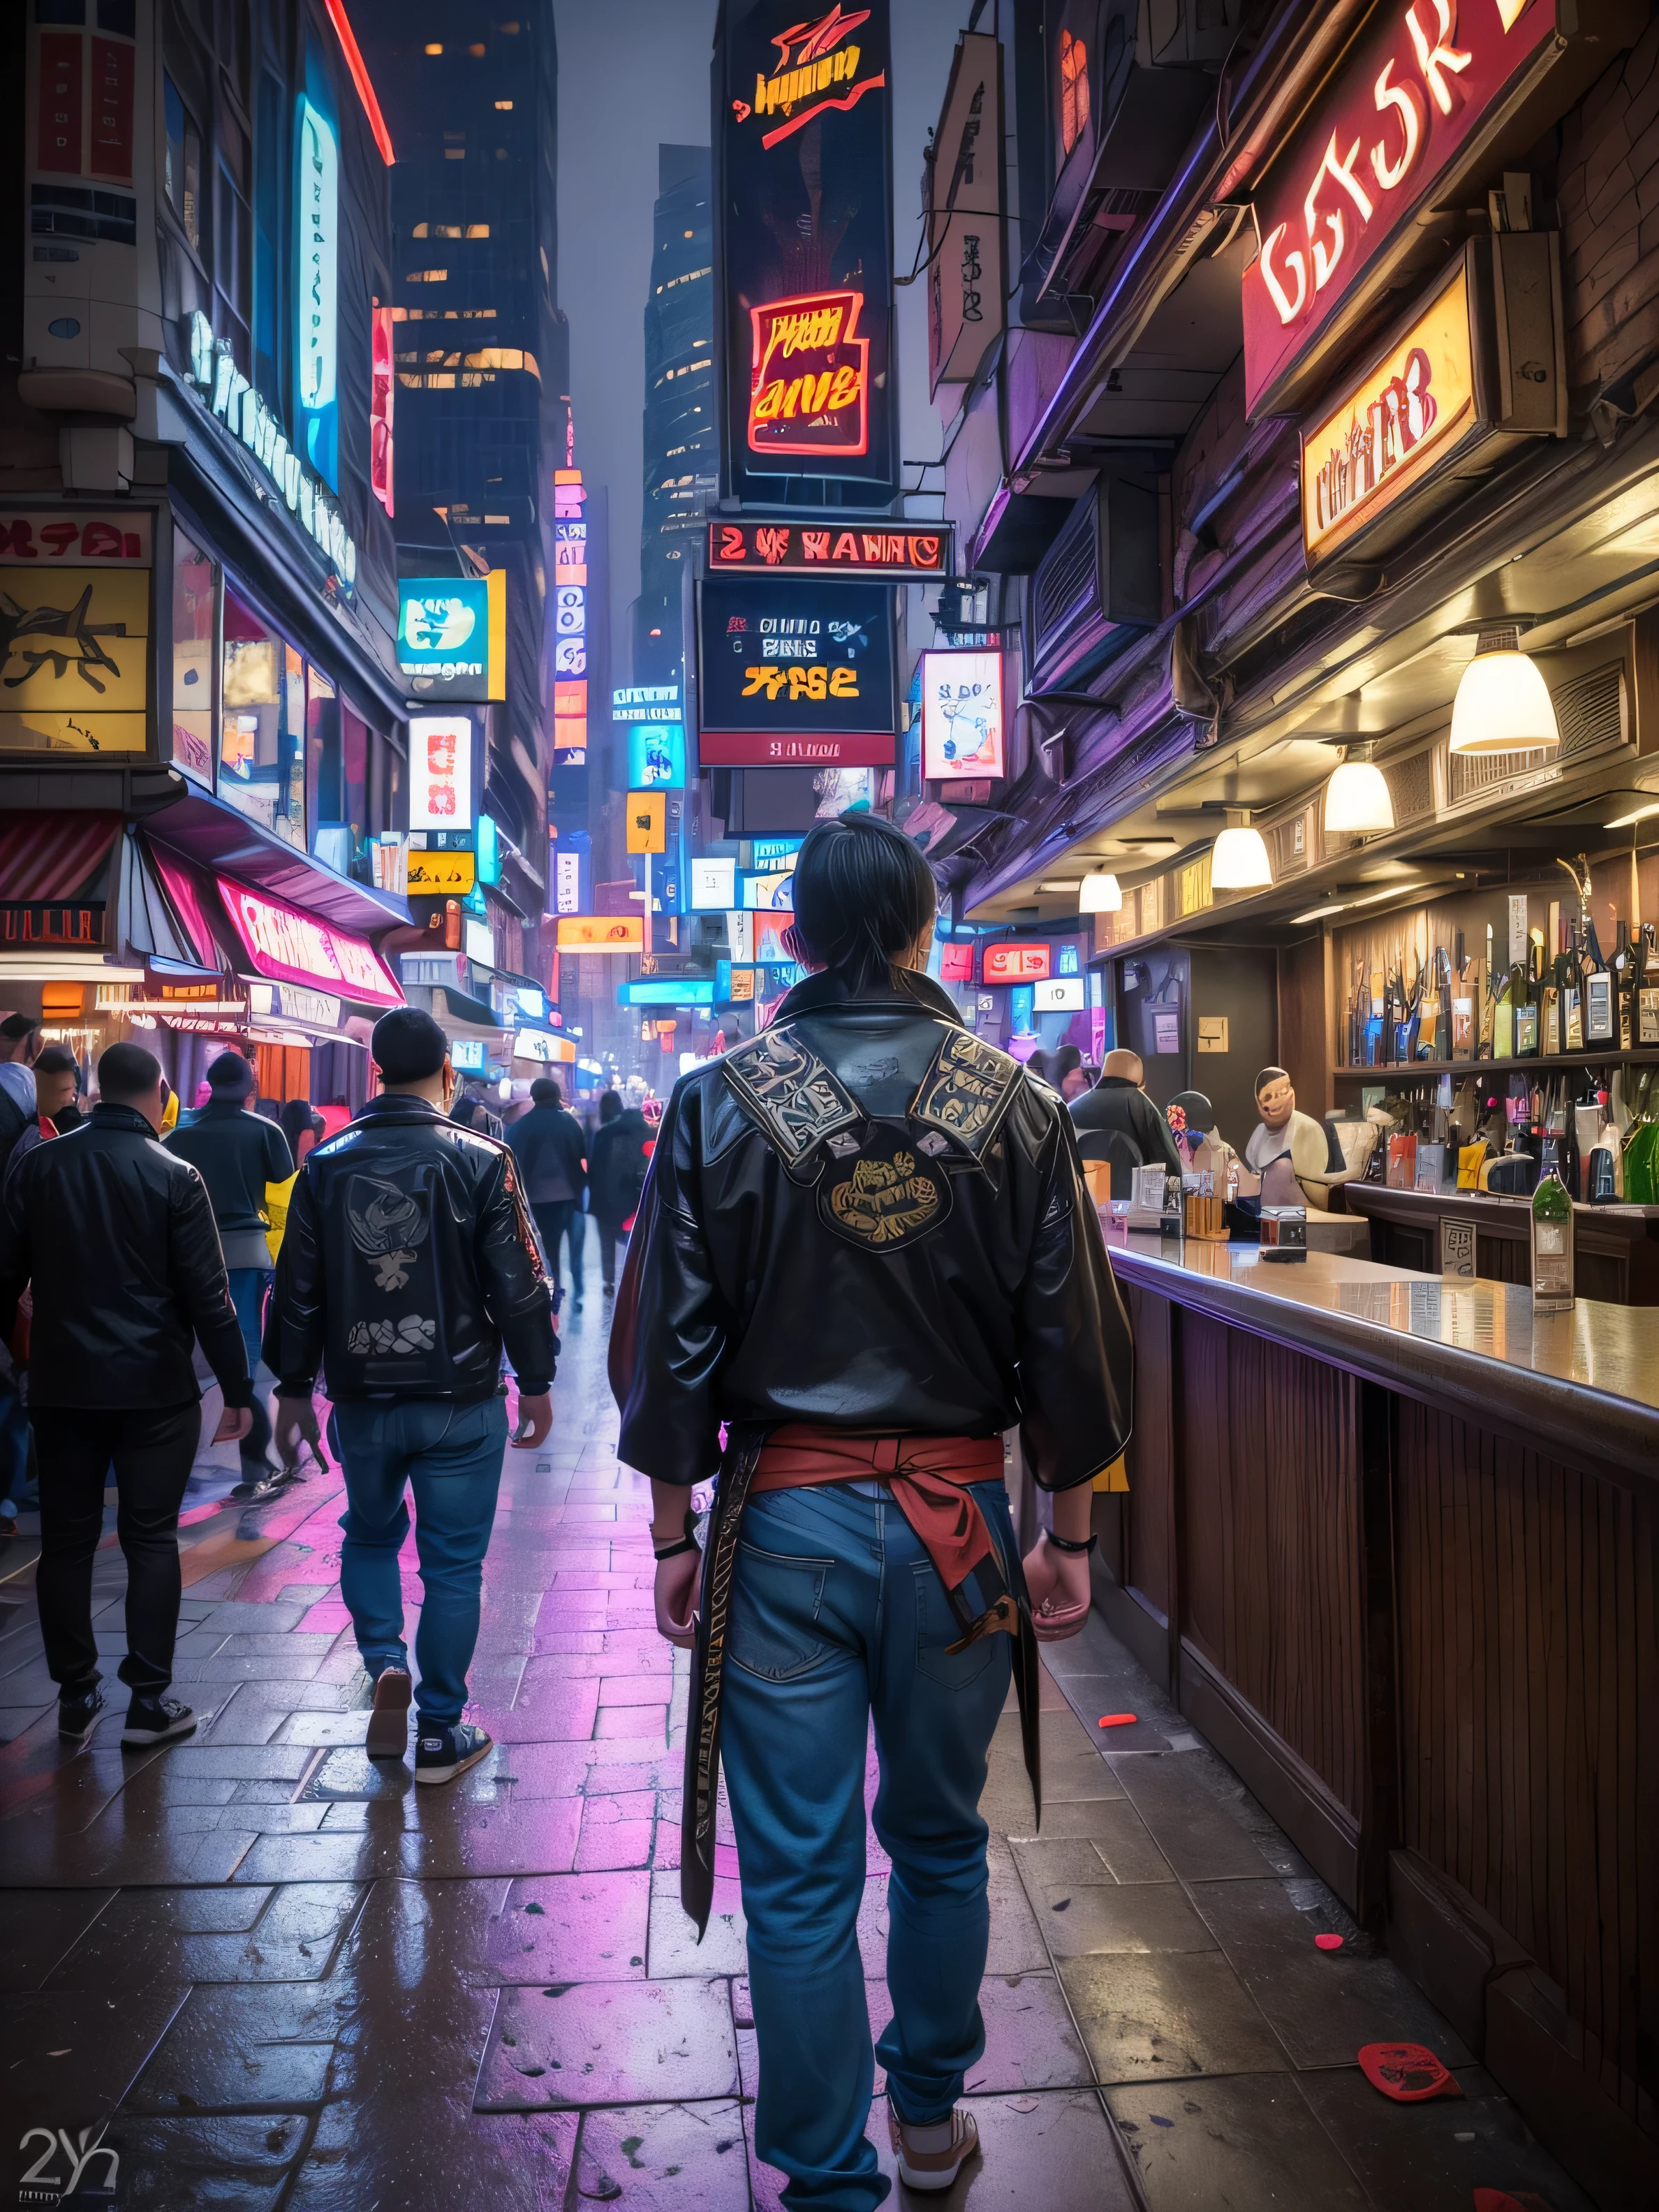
[0,1041,256,1749]
[507,1076,589,1307]
[165,1052,293,1493]
[587,1090,650,1295]
[265,1008,558,1785]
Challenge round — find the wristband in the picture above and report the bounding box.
[1045,1528,1098,1556]
[654,1507,701,1563]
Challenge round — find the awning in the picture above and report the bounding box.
[0,811,120,901]
[142,787,411,938]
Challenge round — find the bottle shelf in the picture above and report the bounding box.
[1333,1048,1659,1080]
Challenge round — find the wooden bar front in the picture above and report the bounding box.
[1093,1239,1659,2209]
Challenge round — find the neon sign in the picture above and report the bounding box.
[709,522,947,575]
[1241,0,1556,415]
[733,4,885,149]
[186,311,356,589]
[748,289,869,459]
[217,879,400,1005]
[370,301,394,517]
[295,91,339,487]
[408,714,474,830]
[984,943,1051,982]
[552,471,588,760]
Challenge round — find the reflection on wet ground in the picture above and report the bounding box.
[0,1277,1590,2209]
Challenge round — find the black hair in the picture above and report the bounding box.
[97,1041,162,1102]
[1253,1066,1291,1099]
[1052,1045,1083,1079]
[372,1007,449,1083]
[0,1014,40,1042]
[531,1076,563,1105]
[33,1045,78,1078]
[784,811,937,994]
[278,1097,320,1151]
[599,1089,622,1123]
[207,1049,255,1093]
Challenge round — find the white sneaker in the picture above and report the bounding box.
[888,2106,980,2192]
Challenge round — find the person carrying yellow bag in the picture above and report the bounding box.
[264,1170,298,1264]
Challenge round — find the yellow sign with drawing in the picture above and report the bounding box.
[0,567,150,753]
[406,849,478,897]
[1301,261,1476,567]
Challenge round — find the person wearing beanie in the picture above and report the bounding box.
[263,1005,558,1786]
[164,1051,293,1494]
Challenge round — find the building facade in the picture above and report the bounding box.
[634,144,714,690]
[2,0,414,1109]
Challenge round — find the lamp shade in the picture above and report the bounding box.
[1324,757,1394,834]
[1079,871,1122,912]
[1210,824,1272,890]
[1448,639,1558,755]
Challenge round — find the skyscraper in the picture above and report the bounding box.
[633,146,714,688]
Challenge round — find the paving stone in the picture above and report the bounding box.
[476,1978,739,2109]
[89,2111,309,2209]
[647,1868,748,1979]
[45,1884,363,1986]
[1107,1757,1276,1882]
[572,2100,749,2209]
[0,1984,189,2139]
[483,1871,651,1982]
[1188,1878,1475,2071]
[1108,2073,1369,2209]
[1058,1952,1288,2082]
[0,1888,115,1991]
[124,1982,350,2111]
[1028,1867,1221,1961]
[286,2110,580,2211]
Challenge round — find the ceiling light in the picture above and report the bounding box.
[1079,871,1122,912]
[1037,880,1079,892]
[1209,810,1272,890]
[1323,744,1394,834]
[1288,880,1426,927]
[1605,800,1659,829]
[1448,627,1559,755]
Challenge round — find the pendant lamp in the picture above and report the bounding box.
[1448,627,1558,755]
[1079,870,1122,912]
[1323,744,1394,834]
[1210,809,1272,890]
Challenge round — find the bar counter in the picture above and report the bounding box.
[1090,1227,1658,2206]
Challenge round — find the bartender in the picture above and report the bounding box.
[1245,1067,1346,1181]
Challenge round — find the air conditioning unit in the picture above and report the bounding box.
[1028,475,1160,691]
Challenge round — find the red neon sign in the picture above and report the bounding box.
[939,941,975,983]
[320,0,395,166]
[1241,0,1556,415]
[217,878,401,1005]
[709,522,945,575]
[983,943,1051,983]
[370,302,394,517]
[748,289,870,460]
[733,6,887,150]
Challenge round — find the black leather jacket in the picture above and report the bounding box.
[263,1096,558,1403]
[610,971,1133,1489]
[0,1103,253,1410]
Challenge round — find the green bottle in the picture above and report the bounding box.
[1530,1165,1575,1311]
[1623,1071,1659,1204]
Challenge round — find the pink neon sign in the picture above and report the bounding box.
[216,878,401,1005]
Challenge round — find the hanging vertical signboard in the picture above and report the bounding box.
[716,0,896,502]
[927,31,1005,394]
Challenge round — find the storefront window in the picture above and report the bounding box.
[170,525,216,786]
[220,588,305,846]
[307,662,347,872]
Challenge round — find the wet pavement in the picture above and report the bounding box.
[0,1278,1591,2211]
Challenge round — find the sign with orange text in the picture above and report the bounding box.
[983,942,1051,983]
[556,915,645,952]
[1241,0,1558,417]
[747,289,869,461]
[1300,256,1476,566]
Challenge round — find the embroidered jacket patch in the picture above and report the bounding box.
[723,1024,860,1163]
[818,1126,952,1250]
[911,1030,1024,1156]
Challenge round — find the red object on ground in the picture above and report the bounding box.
[1357,2042,1463,2102]
[1315,1933,1343,1951]
[1098,1713,1137,1727]
[1473,2192,1554,2212]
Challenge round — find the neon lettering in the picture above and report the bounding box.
[1406,0,1473,115]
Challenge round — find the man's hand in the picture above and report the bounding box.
[1022,1533,1092,1637]
[511,1392,553,1447]
[212,1404,253,1445]
[654,1547,699,1649]
[274,1396,324,1468]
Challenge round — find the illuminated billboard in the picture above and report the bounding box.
[626,722,686,789]
[920,649,1005,780]
[718,1,894,499]
[697,577,896,767]
[295,74,339,489]
[408,715,474,831]
[397,573,506,702]
[552,472,588,760]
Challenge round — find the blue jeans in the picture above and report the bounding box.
[330,1395,508,1727]
[226,1268,272,1470]
[719,1477,1016,2212]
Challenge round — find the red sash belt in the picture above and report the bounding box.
[753,1424,1005,1602]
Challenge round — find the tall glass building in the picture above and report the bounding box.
[634,146,714,688]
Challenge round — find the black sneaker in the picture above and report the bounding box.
[413,1720,492,1786]
[365,1665,413,1760]
[59,1684,105,1745]
[120,1695,197,1749]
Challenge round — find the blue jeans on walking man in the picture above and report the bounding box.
[226,1267,272,1475]
[718,1476,1016,2212]
[329,1395,508,1727]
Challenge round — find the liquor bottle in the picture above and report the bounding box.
[1612,921,1634,1051]
[1403,959,1423,1063]
[1557,1077,1583,1202]
[1514,940,1540,1058]
[1493,961,1514,1060]
[1562,923,1585,1052]
[1531,1164,1575,1311]
[1451,930,1474,1061]
[1477,926,1496,1059]
[1638,925,1659,1047]
[1542,943,1563,1057]
[1585,1086,1619,1203]
[1623,1068,1659,1202]
[1437,946,1454,1065]
[1583,920,1614,1045]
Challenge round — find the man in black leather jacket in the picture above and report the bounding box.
[265,1008,557,1785]
[0,1040,255,1750]
[610,813,1133,2210]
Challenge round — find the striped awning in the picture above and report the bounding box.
[0,812,121,901]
